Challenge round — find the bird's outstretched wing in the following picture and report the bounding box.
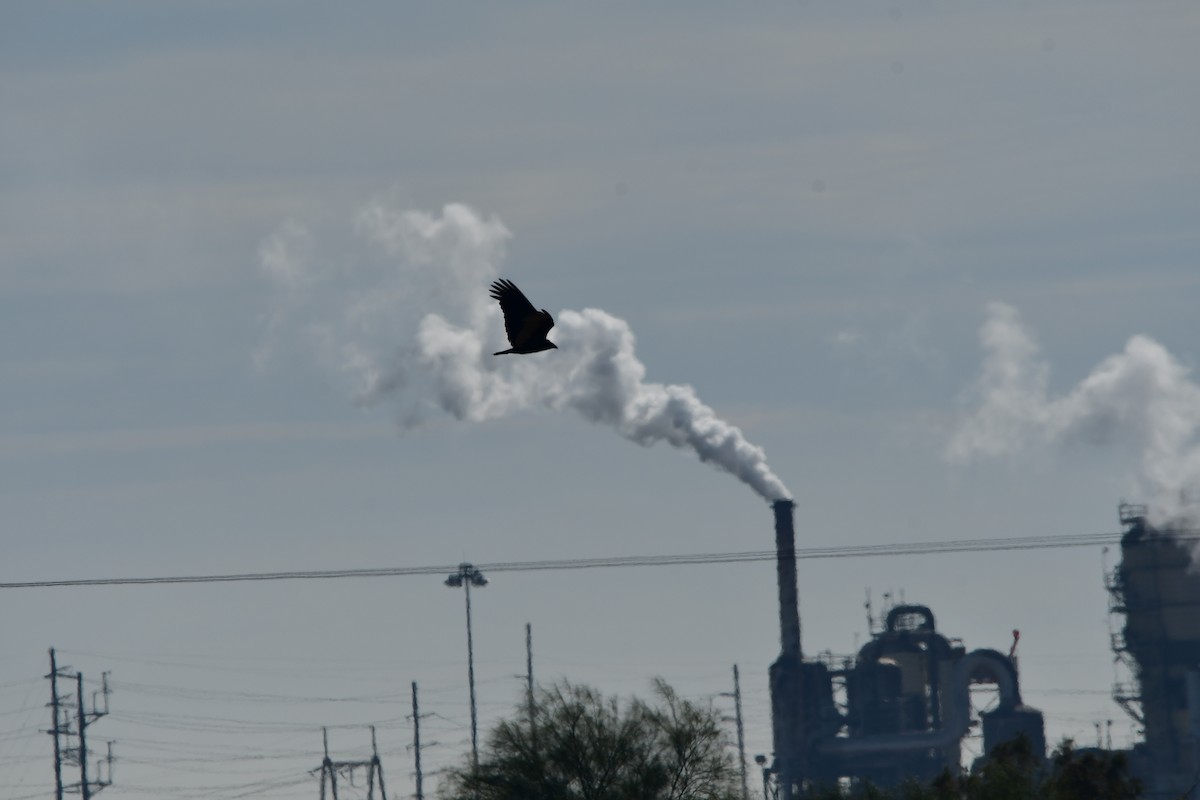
[489,279,554,349]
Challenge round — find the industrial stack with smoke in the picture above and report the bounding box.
[1106,504,1200,799]
[950,305,1200,799]
[258,200,791,503]
[766,500,1044,797]
[261,200,1200,797]
[761,306,1200,796]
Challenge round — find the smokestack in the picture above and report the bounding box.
[770,499,803,799]
[774,499,801,657]
[258,201,792,503]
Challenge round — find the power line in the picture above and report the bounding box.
[106,679,405,705]
[2,529,1197,591]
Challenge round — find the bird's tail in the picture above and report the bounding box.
[493,348,514,356]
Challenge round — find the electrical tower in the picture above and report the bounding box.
[316,727,388,800]
[45,648,114,800]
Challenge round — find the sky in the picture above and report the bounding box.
[2,2,1199,798]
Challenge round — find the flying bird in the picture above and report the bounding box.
[489,279,557,355]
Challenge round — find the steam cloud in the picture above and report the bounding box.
[948,302,1200,525]
[258,200,791,502]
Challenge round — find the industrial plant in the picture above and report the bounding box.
[763,500,1200,799]
[1106,504,1200,798]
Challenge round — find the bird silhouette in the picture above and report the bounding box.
[489,279,557,355]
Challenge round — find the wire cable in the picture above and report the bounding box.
[2,529,1196,590]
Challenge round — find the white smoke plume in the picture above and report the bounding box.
[948,302,1200,526]
[257,199,791,502]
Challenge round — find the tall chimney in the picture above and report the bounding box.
[774,499,801,657]
[770,498,803,800]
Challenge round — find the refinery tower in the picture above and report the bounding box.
[1107,503,1200,799]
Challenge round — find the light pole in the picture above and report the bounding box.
[755,754,771,800]
[446,562,488,770]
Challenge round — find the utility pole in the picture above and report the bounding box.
[722,664,750,800]
[76,671,112,800]
[47,649,65,800]
[526,623,537,750]
[77,673,90,800]
[446,562,488,770]
[410,682,425,800]
[407,682,438,800]
[46,650,113,800]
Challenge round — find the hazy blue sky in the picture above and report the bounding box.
[3,3,1198,798]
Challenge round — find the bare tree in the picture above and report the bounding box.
[440,679,740,800]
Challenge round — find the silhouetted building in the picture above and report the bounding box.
[767,501,1044,796]
[1107,503,1200,799]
